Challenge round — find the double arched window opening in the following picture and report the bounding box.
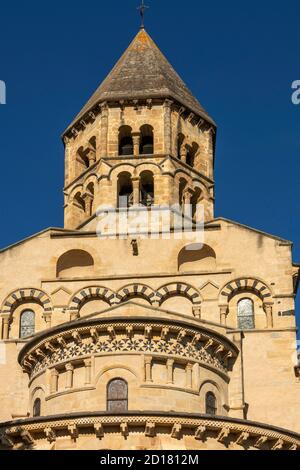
[117,171,155,208]
[177,134,199,169]
[119,125,154,156]
[77,137,97,170]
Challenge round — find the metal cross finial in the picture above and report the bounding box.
[137,0,149,29]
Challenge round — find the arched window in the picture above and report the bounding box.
[86,182,95,216]
[89,136,96,150]
[107,379,128,412]
[179,178,188,208]
[238,298,255,330]
[77,147,90,169]
[191,187,202,220]
[20,310,35,338]
[117,172,133,208]
[140,125,154,154]
[119,126,133,156]
[73,192,85,212]
[186,142,199,168]
[140,171,154,206]
[205,392,217,415]
[33,398,41,417]
[177,133,185,160]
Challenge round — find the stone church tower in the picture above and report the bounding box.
[0,28,299,451]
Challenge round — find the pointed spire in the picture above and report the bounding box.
[66,29,215,133]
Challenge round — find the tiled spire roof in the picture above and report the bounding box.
[66,29,215,132]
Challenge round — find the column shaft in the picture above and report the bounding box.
[144,356,153,383]
[166,359,174,384]
[164,100,173,155]
[100,103,108,157]
[65,363,74,389]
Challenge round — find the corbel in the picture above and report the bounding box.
[145,422,156,437]
[90,328,99,343]
[144,326,152,340]
[94,423,104,440]
[45,427,56,443]
[217,428,230,443]
[161,327,169,340]
[72,331,82,345]
[195,426,206,441]
[120,423,129,438]
[171,424,182,439]
[107,326,116,340]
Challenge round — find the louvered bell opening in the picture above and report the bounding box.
[140,136,154,155]
[119,137,134,156]
[141,143,154,155]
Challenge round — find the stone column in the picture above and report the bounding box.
[100,102,109,157]
[219,305,228,326]
[183,190,192,217]
[264,303,274,329]
[50,369,59,394]
[1,315,10,340]
[144,356,153,383]
[153,174,161,206]
[166,359,174,384]
[87,148,96,165]
[64,137,71,187]
[70,310,79,322]
[193,306,202,319]
[164,99,173,155]
[186,363,193,389]
[83,193,94,217]
[228,333,245,419]
[131,177,140,206]
[132,132,141,156]
[180,146,187,164]
[84,359,92,385]
[65,363,74,389]
[43,313,52,329]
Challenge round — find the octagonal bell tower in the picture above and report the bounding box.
[62,29,216,231]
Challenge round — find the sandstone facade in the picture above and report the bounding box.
[0,29,299,451]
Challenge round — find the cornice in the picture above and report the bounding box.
[18,317,238,380]
[1,412,299,450]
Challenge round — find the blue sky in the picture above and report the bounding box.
[0,0,299,320]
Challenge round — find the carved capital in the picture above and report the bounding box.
[164,99,173,109]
